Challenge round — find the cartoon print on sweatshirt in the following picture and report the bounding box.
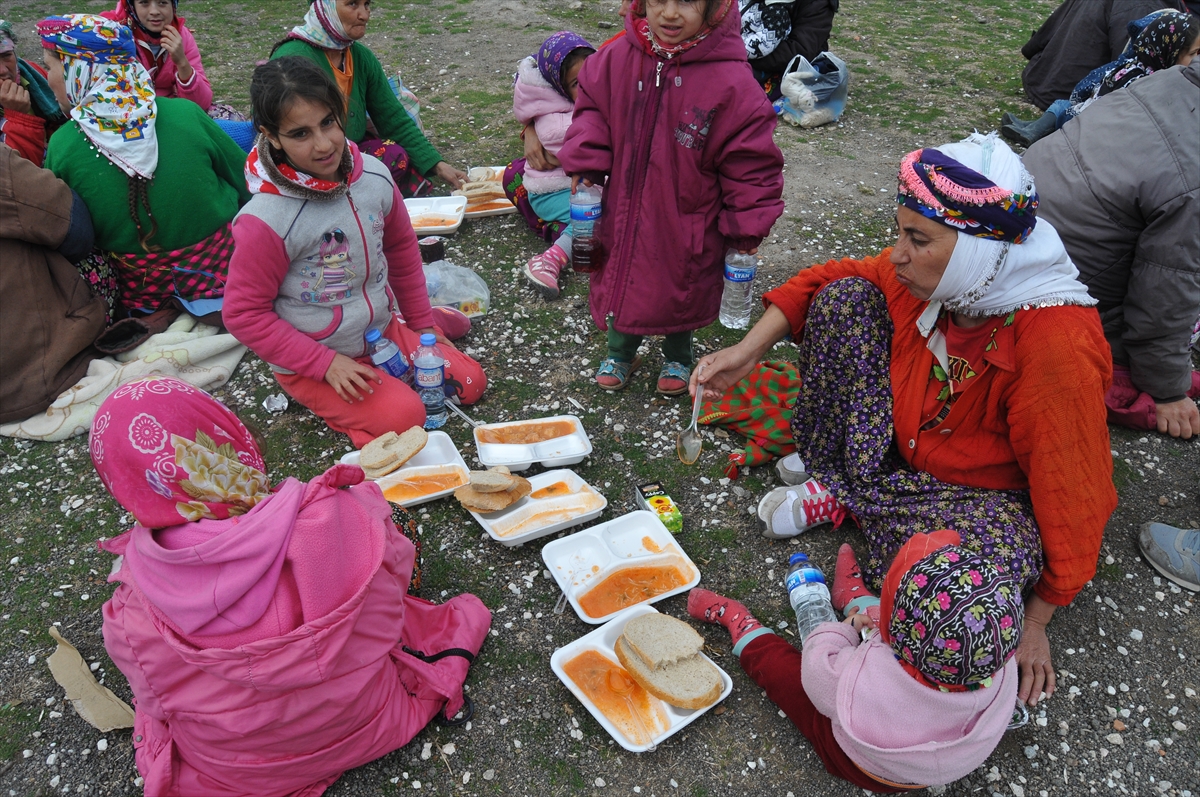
[675,106,716,151]
[300,229,356,303]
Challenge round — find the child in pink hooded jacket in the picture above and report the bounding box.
[100,0,214,112]
[559,0,784,396]
[514,31,595,299]
[92,376,491,797]
[688,529,1023,792]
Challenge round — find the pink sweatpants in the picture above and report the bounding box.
[276,316,486,448]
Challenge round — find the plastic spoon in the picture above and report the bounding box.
[445,399,481,428]
[607,669,657,751]
[675,366,705,465]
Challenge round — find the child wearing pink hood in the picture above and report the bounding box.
[92,376,492,797]
[514,31,595,300]
[100,0,213,112]
[559,0,784,396]
[689,529,1023,792]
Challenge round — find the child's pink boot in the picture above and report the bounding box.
[523,244,569,299]
[831,543,880,624]
[687,588,774,655]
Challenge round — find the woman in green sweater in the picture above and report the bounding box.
[271,0,465,196]
[38,14,250,319]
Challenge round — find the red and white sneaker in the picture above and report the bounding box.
[756,478,843,539]
[523,244,569,299]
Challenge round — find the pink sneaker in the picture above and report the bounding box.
[523,245,569,299]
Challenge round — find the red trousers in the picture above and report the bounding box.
[738,633,914,794]
[276,316,486,449]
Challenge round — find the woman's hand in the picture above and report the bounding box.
[433,161,466,190]
[1015,593,1058,706]
[324,353,382,403]
[689,304,793,402]
[160,26,195,82]
[416,326,456,351]
[523,125,560,171]
[1155,397,1200,439]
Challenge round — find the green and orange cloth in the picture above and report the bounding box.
[699,360,800,479]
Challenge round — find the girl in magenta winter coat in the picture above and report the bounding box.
[559,0,784,396]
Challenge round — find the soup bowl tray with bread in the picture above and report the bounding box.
[541,510,701,624]
[456,166,517,218]
[473,414,592,472]
[466,469,607,547]
[339,430,470,507]
[550,605,732,753]
[403,196,468,235]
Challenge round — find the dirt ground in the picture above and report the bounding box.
[1,1,1197,796]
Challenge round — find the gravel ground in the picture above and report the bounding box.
[1,1,1197,796]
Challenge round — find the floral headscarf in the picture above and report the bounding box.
[880,531,1024,690]
[631,0,735,58]
[37,14,159,179]
[1099,10,1197,96]
[90,377,271,529]
[288,0,354,51]
[536,31,594,100]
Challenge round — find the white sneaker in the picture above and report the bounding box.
[756,479,840,539]
[774,453,808,485]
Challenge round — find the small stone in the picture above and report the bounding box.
[441,743,455,755]
[1112,720,1126,731]
[1129,629,1143,641]
[1010,785,1025,797]
[483,770,495,781]
[1159,496,1169,506]
[22,750,32,759]
[96,739,108,752]
[595,777,606,787]
[412,782,421,790]
[27,655,35,664]
[46,753,57,765]
[462,773,471,785]
[1106,733,1123,745]
[420,742,432,760]
[50,776,60,788]
[1172,720,1188,731]
[1023,745,1038,759]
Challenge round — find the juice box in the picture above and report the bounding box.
[635,482,683,534]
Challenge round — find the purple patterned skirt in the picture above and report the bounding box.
[791,277,1044,593]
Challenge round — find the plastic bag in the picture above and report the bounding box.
[388,72,424,133]
[776,52,849,128]
[424,259,489,318]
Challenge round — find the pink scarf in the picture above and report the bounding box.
[90,376,271,529]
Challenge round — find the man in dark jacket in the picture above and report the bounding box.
[1019,0,1190,109]
[1023,60,1200,439]
[740,0,838,94]
[0,143,105,424]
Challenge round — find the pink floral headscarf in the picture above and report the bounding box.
[90,377,271,529]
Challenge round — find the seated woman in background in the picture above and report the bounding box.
[272,0,465,196]
[739,0,839,98]
[92,376,491,797]
[0,19,67,165]
[38,15,250,321]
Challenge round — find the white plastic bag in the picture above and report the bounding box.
[424,259,489,318]
[777,52,849,128]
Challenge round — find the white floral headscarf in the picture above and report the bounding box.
[90,377,271,528]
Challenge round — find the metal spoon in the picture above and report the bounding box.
[607,669,657,751]
[676,366,705,465]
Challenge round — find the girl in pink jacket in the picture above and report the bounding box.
[92,377,491,797]
[514,31,595,299]
[559,0,784,396]
[688,530,1023,791]
[100,0,214,112]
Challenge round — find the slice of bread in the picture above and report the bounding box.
[455,475,532,513]
[621,613,704,670]
[614,635,722,711]
[470,466,517,493]
[361,427,428,478]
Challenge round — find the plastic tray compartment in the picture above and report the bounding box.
[339,431,469,507]
[471,469,607,547]
[473,415,592,472]
[550,604,733,753]
[541,510,701,624]
[404,196,467,235]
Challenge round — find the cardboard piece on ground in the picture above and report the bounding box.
[46,627,134,731]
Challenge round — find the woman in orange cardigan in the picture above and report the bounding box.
[692,134,1116,708]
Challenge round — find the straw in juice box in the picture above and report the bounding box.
[635,482,683,534]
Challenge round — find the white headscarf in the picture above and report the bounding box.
[915,133,1096,358]
[288,0,353,51]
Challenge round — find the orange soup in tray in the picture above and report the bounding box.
[577,560,694,619]
[561,649,667,747]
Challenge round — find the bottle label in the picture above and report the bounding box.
[415,366,443,389]
[785,568,827,593]
[570,203,602,222]
[724,263,756,282]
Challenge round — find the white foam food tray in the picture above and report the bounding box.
[470,469,606,547]
[550,605,732,753]
[463,165,517,218]
[473,414,592,472]
[405,196,467,235]
[339,431,469,507]
[541,510,701,625]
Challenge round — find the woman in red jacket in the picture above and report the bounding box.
[692,133,1117,708]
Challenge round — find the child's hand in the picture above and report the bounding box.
[844,605,877,634]
[325,353,382,403]
[569,175,596,194]
[161,26,189,69]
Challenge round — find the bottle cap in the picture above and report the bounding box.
[420,333,437,346]
[789,552,809,565]
[364,328,381,343]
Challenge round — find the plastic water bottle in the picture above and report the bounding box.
[570,184,604,273]
[364,328,412,385]
[413,333,447,430]
[786,552,838,647]
[719,249,758,329]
